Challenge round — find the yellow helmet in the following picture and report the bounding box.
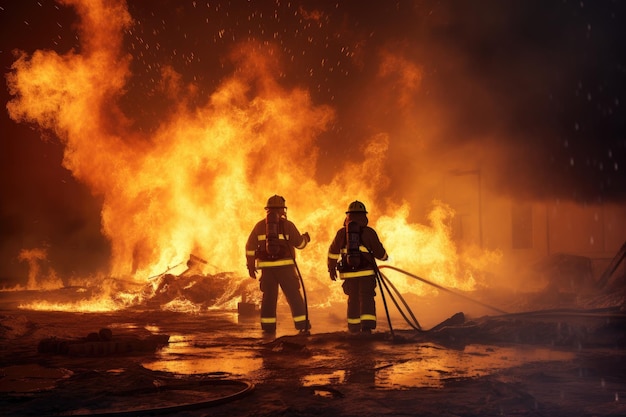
[265,195,286,209]
[346,200,367,214]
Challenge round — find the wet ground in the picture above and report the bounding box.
[1,290,626,417]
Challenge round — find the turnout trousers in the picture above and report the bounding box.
[259,265,309,332]
[342,275,377,333]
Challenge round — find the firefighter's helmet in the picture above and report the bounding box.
[265,195,287,209]
[346,200,367,214]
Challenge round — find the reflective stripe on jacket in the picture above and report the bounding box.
[246,217,308,269]
[327,221,388,279]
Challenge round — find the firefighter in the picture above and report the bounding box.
[327,201,388,334]
[246,195,311,334]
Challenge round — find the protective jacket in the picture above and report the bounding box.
[327,214,388,279]
[246,213,310,332]
[246,215,309,270]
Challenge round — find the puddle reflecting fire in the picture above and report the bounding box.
[302,343,576,389]
[142,334,262,376]
[301,370,347,386]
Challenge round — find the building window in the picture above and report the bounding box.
[512,203,533,249]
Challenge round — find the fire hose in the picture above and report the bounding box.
[370,257,396,339]
[290,247,310,334]
[370,263,508,339]
[378,265,508,315]
[45,379,255,417]
[377,269,422,331]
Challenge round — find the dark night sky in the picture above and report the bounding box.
[1,0,625,284]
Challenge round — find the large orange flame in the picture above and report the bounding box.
[7,0,500,311]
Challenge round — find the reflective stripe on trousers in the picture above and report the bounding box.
[339,268,376,279]
[347,314,376,324]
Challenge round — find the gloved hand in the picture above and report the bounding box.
[248,266,257,279]
[302,232,311,243]
[329,268,337,281]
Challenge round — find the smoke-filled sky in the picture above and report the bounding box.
[1,0,625,286]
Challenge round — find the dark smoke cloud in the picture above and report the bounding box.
[429,1,626,203]
[1,0,625,285]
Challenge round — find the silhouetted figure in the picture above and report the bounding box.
[328,201,388,334]
[246,195,311,334]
